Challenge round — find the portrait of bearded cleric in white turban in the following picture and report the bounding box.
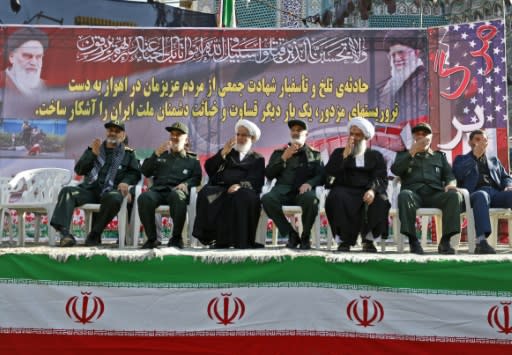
[0,27,49,119]
[376,31,428,123]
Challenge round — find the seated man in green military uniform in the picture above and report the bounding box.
[391,122,463,255]
[261,119,325,250]
[137,122,202,249]
[50,121,141,247]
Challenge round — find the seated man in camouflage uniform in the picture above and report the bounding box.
[50,121,141,247]
[261,119,325,250]
[391,122,463,255]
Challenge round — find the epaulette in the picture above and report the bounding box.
[308,145,320,153]
[124,146,134,152]
[433,150,446,156]
[186,151,198,159]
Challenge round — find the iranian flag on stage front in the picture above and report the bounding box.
[0,251,511,353]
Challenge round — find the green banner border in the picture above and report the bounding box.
[0,254,510,293]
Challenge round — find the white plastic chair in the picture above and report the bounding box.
[0,177,14,243]
[485,208,512,251]
[76,197,130,248]
[0,168,72,246]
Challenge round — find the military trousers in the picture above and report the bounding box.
[261,184,319,237]
[137,189,188,241]
[50,186,124,235]
[397,187,463,240]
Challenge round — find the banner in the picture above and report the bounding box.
[0,253,512,353]
[429,19,509,164]
[0,20,507,177]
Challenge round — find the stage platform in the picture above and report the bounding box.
[0,243,512,354]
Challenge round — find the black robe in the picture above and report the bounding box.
[193,149,265,248]
[324,147,390,245]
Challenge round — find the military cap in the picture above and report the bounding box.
[287,119,308,131]
[411,122,432,134]
[166,122,188,134]
[104,121,125,131]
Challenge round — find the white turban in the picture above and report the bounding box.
[348,117,375,140]
[235,119,261,142]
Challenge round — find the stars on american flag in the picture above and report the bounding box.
[442,19,507,128]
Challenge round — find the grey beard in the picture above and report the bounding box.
[291,136,306,146]
[106,138,119,145]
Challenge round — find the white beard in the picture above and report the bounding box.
[291,134,306,146]
[7,66,42,95]
[106,137,122,145]
[386,54,423,97]
[171,141,186,152]
[353,140,367,156]
[235,141,252,154]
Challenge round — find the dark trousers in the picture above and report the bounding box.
[194,186,261,248]
[398,188,463,240]
[137,189,188,241]
[325,186,390,245]
[261,185,318,237]
[471,186,512,237]
[50,186,123,235]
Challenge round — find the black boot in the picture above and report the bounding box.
[85,231,101,246]
[168,236,184,249]
[362,240,377,253]
[409,237,424,255]
[438,236,455,255]
[141,237,160,249]
[300,233,311,250]
[59,234,76,247]
[286,229,300,249]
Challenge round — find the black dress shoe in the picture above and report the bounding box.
[300,240,311,250]
[337,242,351,252]
[409,239,424,255]
[141,239,161,249]
[286,230,301,249]
[475,239,496,254]
[85,232,101,246]
[300,233,311,250]
[168,236,184,249]
[59,234,76,247]
[438,238,455,255]
[362,241,377,253]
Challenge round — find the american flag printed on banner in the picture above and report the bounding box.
[431,19,509,166]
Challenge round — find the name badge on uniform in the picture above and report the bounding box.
[183,169,188,174]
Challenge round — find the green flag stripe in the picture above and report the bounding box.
[0,254,510,293]
[222,0,235,27]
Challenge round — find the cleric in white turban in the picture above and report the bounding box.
[347,117,375,140]
[235,119,261,142]
[324,115,390,254]
[192,118,265,249]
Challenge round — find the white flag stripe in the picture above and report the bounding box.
[1,284,512,341]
